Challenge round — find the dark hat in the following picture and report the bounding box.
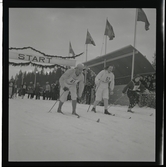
[133,74,141,79]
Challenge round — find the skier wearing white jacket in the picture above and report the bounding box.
[57,64,85,115]
[91,65,115,115]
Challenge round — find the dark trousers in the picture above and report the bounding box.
[85,90,91,104]
[127,90,139,109]
[35,92,40,99]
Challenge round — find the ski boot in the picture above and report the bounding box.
[104,109,111,115]
[72,111,80,118]
[57,108,64,114]
[91,107,96,113]
[127,109,134,113]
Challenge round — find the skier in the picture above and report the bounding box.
[122,74,150,113]
[57,64,85,115]
[91,65,115,115]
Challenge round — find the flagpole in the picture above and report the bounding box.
[105,35,107,55]
[131,8,138,80]
[100,34,105,56]
[34,67,37,88]
[105,17,108,55]
[104,59,106,68]
[68,42,70,57]
[34,71,36,88]
[22,73,24,85]
[85,44,88,84]
[86,44,88,62]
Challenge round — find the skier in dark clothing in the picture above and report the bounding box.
[122,75,150,113]
[54,81,60,100]
[84,82,94,104]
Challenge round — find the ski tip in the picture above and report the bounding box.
[149,113,153,116]
[97,118,100,122]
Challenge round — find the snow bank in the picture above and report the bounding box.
[8,98,155,161]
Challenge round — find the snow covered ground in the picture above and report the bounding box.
[8,96,155,162]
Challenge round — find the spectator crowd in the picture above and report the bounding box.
[9,79,60,101]
[9,69,155,108]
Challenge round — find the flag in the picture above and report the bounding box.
[69,42,75,57]
[104,20,115,40]
[137,8,150,31]
[85,30,96,46]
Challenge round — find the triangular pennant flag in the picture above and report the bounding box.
[69,42,75,57]
[85,30,96,46]
[104,20,115,40]
[137,8,150,31]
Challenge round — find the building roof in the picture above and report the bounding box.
[83,45,155,83]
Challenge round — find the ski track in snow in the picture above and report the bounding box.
[8,97,155,161]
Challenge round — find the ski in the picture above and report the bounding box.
[91,111,131,119]
[57,111,65,115]
[113,114,131,119]
[72,113,80,118]
[127,111,154,117]
[58,112,80,118]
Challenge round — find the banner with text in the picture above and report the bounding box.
[9,51,76,67]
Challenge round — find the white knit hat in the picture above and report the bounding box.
[76,64,84,70]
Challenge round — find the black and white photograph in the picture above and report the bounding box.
[2,0,164,166]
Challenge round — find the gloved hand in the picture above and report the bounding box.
[110,90,114,95]
[63,87,69,91]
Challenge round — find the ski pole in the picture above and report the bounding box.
[87,84,100,112]
[87,103,92,112]
[107,95,123,110]
[48,90,65,113]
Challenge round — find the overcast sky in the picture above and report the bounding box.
[9,8,156,78]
